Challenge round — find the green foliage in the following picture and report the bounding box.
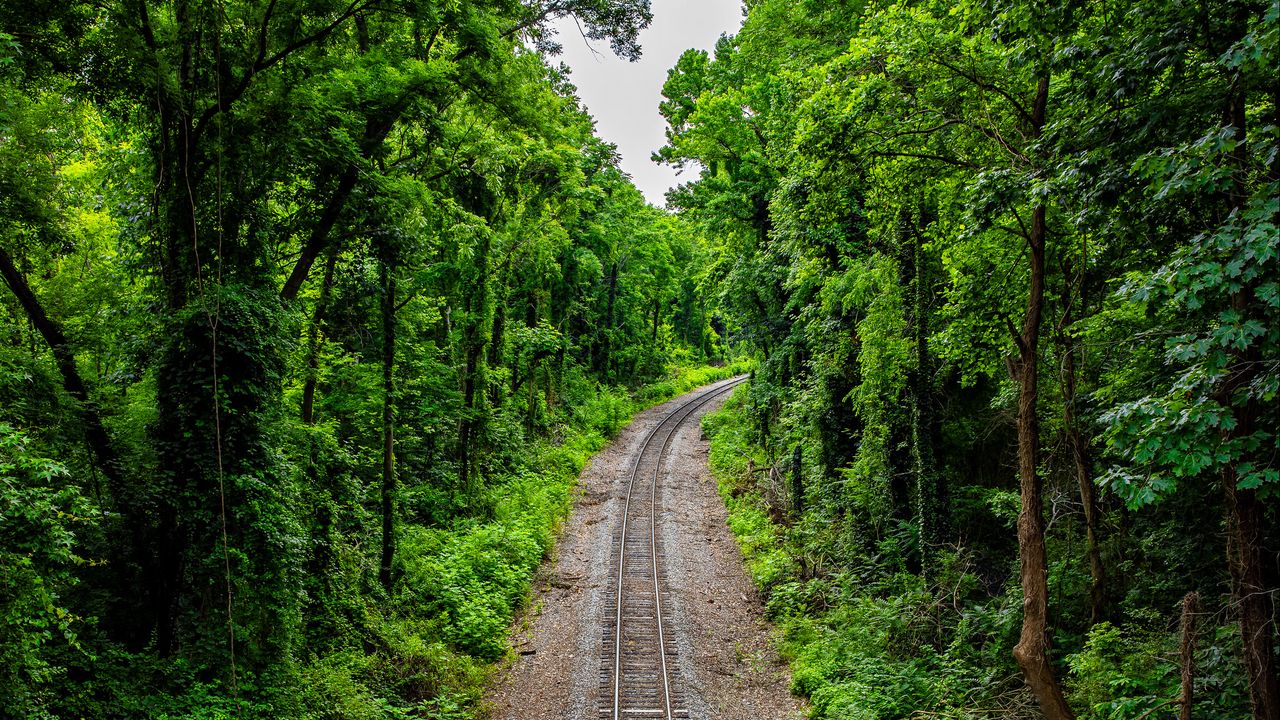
[724,496,792,590]
[705,394,1030,720]
[0,424,91,719]
[0,0,750,714]
[577,384,635,438]
[406,522,543,660]
[1067,622,1174,719]
[634,360,754,405]
[677,0,1278,715]
[4,0,1277,714]
[1101,194,1280,506]
[1067,621,1251,720]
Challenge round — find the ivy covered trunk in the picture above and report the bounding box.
[902,208,944,572]
[142,10,301,682]
[151,288,300,679]
[379,251,398,590]
[458,229,491,494]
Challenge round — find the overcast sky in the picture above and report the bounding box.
[550,1,744,207]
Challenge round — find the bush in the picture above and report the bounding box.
[1066,619,1251,720]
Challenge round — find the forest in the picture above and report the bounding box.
[0,0,740,716]
[682,0,1278,719]
[0,0,1276,719]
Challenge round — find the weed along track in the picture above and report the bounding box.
[598,377,747,720]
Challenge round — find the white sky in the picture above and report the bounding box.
[551,1,745,208]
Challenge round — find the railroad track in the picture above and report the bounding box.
[598,376,748,720]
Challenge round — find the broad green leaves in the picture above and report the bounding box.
[1102,196,1279,506]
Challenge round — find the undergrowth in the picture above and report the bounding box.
[32,362,749,720]
[291,361,751,719]
[702,383,1252,720]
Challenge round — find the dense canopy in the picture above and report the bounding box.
[0,0,1277,718]
[0,1,739,715]
[680,0,1278,718]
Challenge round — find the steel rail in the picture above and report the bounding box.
[610,375,747,720]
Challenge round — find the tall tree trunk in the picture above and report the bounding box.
[301,252,338,425]
[1012,200,1074,720]
[1220,79,1280,720]
[151,88,201,658]
[1180,592,1200,720]
[488,263,507,408]
[1224,469,1280,720]
[1056,253,1105,626]
[458,345,478,493]
[1011,75,1075,720]
[698,298,708,358]
[597,261,618,376]
[790,444,803,516]
[1061,339,1105,625]
[527,354,540,433]
[458,232,490,494]
[0,247,124,493]
[301,252,339,590]
[378,254,397,590]
[458,343,484,492]
[490,306,505,376]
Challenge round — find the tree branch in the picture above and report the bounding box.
[135,0,159,52]
[931,56,1034,129]
[871,150,979,169]
[194,0,366,142]
[0,246,124,491]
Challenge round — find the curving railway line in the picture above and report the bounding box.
[597,376,748,720]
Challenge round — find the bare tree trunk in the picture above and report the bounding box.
[1056,265,1105,626]
[1011,75,1075,720]
[1062,343,1105,625]
[1180,592,1200,720]
[1225,474,1280,720]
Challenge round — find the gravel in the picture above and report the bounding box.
[484,384,805,720]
